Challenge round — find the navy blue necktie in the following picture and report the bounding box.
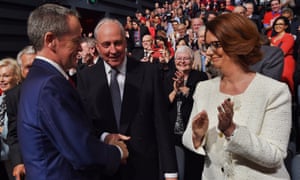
[110,68,121,129]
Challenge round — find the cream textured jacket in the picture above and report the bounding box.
[183,73,291,180]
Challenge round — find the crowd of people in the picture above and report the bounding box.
[0,0,300,180]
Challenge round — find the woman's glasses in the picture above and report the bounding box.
[201,41,222,52]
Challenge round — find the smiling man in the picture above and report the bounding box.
[77,18,178,180]
[18,4,128,180]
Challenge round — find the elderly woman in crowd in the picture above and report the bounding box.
[165,45,208,180]
[0,58,21,180]
[182,13,291,180]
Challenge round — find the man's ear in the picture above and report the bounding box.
[44,32,56,50]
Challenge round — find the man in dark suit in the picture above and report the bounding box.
[245,2,263,33]
[77,18,178,180]
[250,45,284,81]
[17,4,128,180]
[127,18,150,60]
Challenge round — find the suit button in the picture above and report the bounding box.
[221,167,224,172]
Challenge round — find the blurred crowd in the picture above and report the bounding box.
[1,1,300,180]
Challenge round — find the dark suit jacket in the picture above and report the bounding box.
[250,14,263,33]
[77,57,178,180]
[6,84,23,169]
[127,25,150,57]
[18,59,121,180]
[250,45,284,81]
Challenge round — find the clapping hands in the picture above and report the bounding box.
[173,71,184,91]
[191,98,236,148]
[192,111,209,149]
[217,98,236,137]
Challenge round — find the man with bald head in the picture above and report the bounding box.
[77,18,178,180]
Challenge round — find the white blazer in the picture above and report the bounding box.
[183,73,291,180]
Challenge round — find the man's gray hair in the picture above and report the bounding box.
[27,3,79,51]
[16,45,36,66]
[94,18,125,39]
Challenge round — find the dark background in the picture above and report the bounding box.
[0,0,155,59]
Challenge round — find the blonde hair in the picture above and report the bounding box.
[0,58,22,84]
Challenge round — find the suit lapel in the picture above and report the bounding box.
[119,58,143,133]
[92,60,119,132]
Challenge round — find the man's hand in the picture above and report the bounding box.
[104,133,130,145]
[113,140,129,164]
[13,164,26,180]
[104,134,130,164]
[166,178,178,180]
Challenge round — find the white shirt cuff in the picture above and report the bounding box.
[164,172,178,178]
[100,132,109,142]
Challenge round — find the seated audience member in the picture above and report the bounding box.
[153,30,175,64]
[271,16,296,94]
[0,58,22,180]
[165,45,208,180]
[232,5,247,16]
[190,15,205,50]
[193,25,221,78]
[16,46,36,79]
[141,34,154,62]
[175,37,189,49]
[78,37,99,68]
[245,2,263,33]
[281,7,300,60]
[127,18,150,59]
[6,45,36,180]
[263,0,282,37]
[193,25,208,72]
[183,13,291,180]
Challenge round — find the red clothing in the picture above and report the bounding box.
[151,43,175,60]
[263,11,281,37]
[271,33,295,94]
[225,5,234,11]
[147,26,156,39]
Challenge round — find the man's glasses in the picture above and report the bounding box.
[201,41,222,52]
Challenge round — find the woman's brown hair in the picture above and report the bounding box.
[206,13,262,71]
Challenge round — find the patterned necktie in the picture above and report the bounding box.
[110,68,121,129]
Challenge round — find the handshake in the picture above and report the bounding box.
[105,133,130,163]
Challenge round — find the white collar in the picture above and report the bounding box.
[36,56,69,80]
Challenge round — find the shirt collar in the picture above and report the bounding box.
[103,57,127,75]
[36,55,69,80]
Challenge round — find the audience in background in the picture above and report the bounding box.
[1,0,300,179]
[6,45,36,180]
[164,45,208,180]
[271,16,296,94]
[0,58,22,180]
